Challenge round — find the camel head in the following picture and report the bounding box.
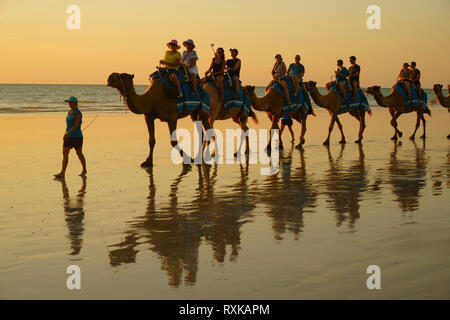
[107,73,135,97]
[432,84,443,94]
[365,85,381,96]
[242,85,256,97]
[304,81,317,92]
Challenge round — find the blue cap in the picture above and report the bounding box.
[64,96,78,103]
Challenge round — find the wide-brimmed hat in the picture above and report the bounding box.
[64,96,78,103]
[183,39,195,48]
[167,39,181,49]
[229,48,239,54]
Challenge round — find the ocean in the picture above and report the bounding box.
[0,84,442,114]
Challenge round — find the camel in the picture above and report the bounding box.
[432,84,450,139]
[202,82,257,155]
[303,81,370,145]
[107,73,213,167]
[366,85,430,140]
[242,85,311,150]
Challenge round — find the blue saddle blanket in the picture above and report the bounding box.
[206,78,252,114]
[393,84,428,111]
[149,69,210,113]
[329,83,370,113]
[270,77,313,115]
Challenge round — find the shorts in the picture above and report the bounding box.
[281,117,293,126]
[413,80,421,87]
[167,68,178,75]
[63,137,83,149]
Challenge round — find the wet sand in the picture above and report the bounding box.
[0,108,449,299]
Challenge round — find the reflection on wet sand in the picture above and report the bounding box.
[260,144,317,240]
[108,162,255,287]
[56,177,86,255]
[388,140,427,212]
[323,144,367,227]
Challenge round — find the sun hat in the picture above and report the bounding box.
[183,39,195,48]
[167,39,181,49]
[229,48,239,54]
[64,96,78,103]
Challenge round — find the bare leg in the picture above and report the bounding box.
[171,74,181,97]
[352,81,357,100]
[54,147,70,178]
[293,77,299,97]
[216,75,224,100]
[141,115,155,167]
[281,80,292,105]
[189,73,197,96]
[233,76,239,99]
[75,148,87,176]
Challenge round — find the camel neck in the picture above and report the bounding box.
[309,88,331,110]
[124,87,146,114]
[436,91,450,108]
[249,92,271,111]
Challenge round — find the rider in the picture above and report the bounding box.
[410,61,422,100]
[348,56,360,100]
[205,47,226,101]
[335,59,349,102]
[226,48,241,99]
[182,39,199,97]
[397,62,412,100]
[288,54,305,97]
[160,40,182,98]
[270,54,292,105]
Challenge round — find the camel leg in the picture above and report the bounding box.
[323,115,336,146]
[168,118,193,164]
[419,112,426,139]
[296,115,307,150]
[335,116,346,144]
[410,111,421,140]
[355,111,366,144]
[200,112,217,158]
[234,121,250,157]
[141,115,155,167]
[266,115,281,152]
[390,111,402,140]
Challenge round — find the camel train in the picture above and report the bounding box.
[107,70,443,168]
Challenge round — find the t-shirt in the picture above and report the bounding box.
[164,50,181,70]
[288,63,305,78]
[66,108,83,138]
[182,50,199,74]
[349,64,360,80]
[411,68,420,81]
[336,67,349,82]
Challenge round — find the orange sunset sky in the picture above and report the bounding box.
[1,0,449,87]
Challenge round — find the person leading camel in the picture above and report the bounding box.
[410,61,422,100]
[335,59,349,103]
[54,96,87,179]
[268,54,292,105]
[288,55,305,97]
[348,56,360,100]
[226,48,241,99]
[396,62,412,100]
[160,39,182,98]
[182,39,199,97]
[205,47,226,101]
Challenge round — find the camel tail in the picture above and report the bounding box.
[249,109,258,124]
[311,109,317,117]
[368,109,373,117]
[425,107,432,117]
